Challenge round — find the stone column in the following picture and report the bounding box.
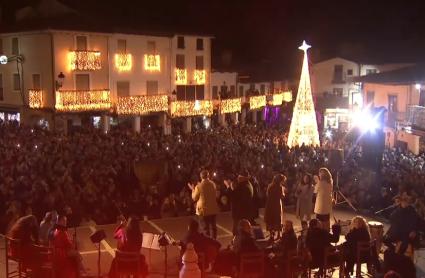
[241,108,247,124]
[101,115,110,134]
[183,117,192,133]
[252,110,257,123]
[218,113,227,127]
[159,113,172,135]
[133,116,141,133]
[231,112,239,125]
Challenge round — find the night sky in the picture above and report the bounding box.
[4,0,425,79]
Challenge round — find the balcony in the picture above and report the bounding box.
[28,89,43,109]
[117,95,169,115]
[55,89,111,112]
[114,53,132,72]
[220,98,242,114]
[316,95,349,110]
[175,69,187,85]
[171,100,213,117]
[194,70,206,85]
[249,95,266,110]
[386,111,406,129]
[407,105,425,130]
[144,54,161,71]
[68,50,101,71]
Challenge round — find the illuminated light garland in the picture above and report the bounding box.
[272,93,284,106]
[144,54,161,71]
[55,90,111,112]
[283,91,293,102]
[68,50,101,71]
[249,95,266,110]
[115,53,132,72]
[117,95,169,115]
[194,70,206,85]
[175,68,187,85]
[28,89,43,109]
[220,98,241,114]
[171,100,213,117]
[287,41,320,148]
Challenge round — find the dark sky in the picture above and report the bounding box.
[5,0,425,79]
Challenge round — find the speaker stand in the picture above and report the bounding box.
[334,171,357,212]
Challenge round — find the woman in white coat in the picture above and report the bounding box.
[314,168,333,231]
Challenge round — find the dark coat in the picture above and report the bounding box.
[228,177,254,221]
[306,225,340,267]
[387,205,420,244]
[233,230,259,257]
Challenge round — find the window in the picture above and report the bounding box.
[230,85,235,97]
[11,38,19,55]
[249,83,255,92]
[32,74,41,90]
[196,38,204,50]
[366,69,377,75]
[260,84,265,94]
[146,81,158,95]
[333,65,343,82]
[176,85,185,100]
[186,85,195,100]
[13,73,20,91]
[117,39,126,53]
[76,36,87,50]
[388,95,398,112]
[239,85,244,97]
[212,86,218,99]
[75,74,90,90]
[347,69,353,76]
[196,85,204,100]
[366,91,375,105]
[176,54,185,68]
[0,74,3,101]
[333,88,343,96]
[147,41,156,53]
[177,36,185,49]
[196,56,204,70]
[117,81,130,97]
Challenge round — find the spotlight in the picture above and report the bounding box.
[352,110,379,133]
[416,83,421,90]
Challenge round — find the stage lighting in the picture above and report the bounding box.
[352,110,379,133]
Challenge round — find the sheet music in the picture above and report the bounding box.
[142,232,161,250]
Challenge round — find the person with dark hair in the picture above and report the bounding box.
[188,170,220,239]
[384,270,402,278]
[264,174,286,240]
[108,216,148,278]
[224,171,255,235]
[295,173,314,222]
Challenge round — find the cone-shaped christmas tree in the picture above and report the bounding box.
[287,41,320,148]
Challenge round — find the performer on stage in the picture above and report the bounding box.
[314,168,333,231]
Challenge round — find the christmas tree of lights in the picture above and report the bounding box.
[287,41,320,148]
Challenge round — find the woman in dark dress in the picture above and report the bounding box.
[264,174,286,240]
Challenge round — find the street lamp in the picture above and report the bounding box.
[56,72,65,90]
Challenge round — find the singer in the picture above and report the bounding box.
[314,168,333,231]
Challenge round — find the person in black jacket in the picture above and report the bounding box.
[306,219,341,275]
[232,219,259,257]
[224,171,255,235]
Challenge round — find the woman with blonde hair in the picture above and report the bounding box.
[314,168,333,230]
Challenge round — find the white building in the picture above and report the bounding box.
[210,71,238,99]
[0,29,212,133]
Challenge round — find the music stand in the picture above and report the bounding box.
[90,229,106,278]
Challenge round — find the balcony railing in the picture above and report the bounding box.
[220,98,241,114]
[249,95,266,110]
[386,111,406,129]
[28,89,43,108]
[316,95,349,110]
[55,89,111,112]
[407,105,425,130]
[117,95,169,115]
[171,100,213,117]
[68,50,101,71]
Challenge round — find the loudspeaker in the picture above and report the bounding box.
[90,229,106,243]
[328,149,344,170]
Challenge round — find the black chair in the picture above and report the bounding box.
[5,237,27,278]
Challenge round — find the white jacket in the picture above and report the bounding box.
[314,180,333,215]
[192,179,220,216]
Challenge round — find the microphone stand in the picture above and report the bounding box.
[375,203,398,215]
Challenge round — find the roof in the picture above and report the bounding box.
[353,64,425,85]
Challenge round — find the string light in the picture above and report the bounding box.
[144,54,161,71]
[283,91,293,102]
[28,89,43,108]
[171,100,213,117]
[287,40,320,148]
[175,69,187,85]
[249,95,266,110]
[55,90,111,112]
[272,93,284,106]
[117,95,169,115]
[68,51,101,71]
[220,98,241,114]
[115,53,132,72]
[194,70,206,85]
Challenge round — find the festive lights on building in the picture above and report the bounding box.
[55,90,111,112]
[117,95,169,115]
[171,100,213,117]
[194,70,206,85]
[249,95,266,110]
[283,91,293,102]
[287,41,320,148]
[114,53,132,72]
[144,54,161,71]
[272,93,284,106]
[68,51,102,71]
[175,69,187,85]
[220,98,241,114]
[28,89,43,108]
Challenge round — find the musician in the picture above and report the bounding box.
[314,168,334,231]
[108,216,148,278]
[232,219,259,257]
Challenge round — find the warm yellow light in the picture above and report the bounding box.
[144,54,161,71]
[55,90,111,112]
[249,95,266,110]
[287,41,320,148]
[171,100,213,117]
[283,91,293,102]
[272,93,284,106]
[194,70,206,85]
[68,50,101,71]
[175,69,187,85]
[115,53,132,72]
[117,95,169,115]
[29,89,43,109]
[220,98,241,114]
